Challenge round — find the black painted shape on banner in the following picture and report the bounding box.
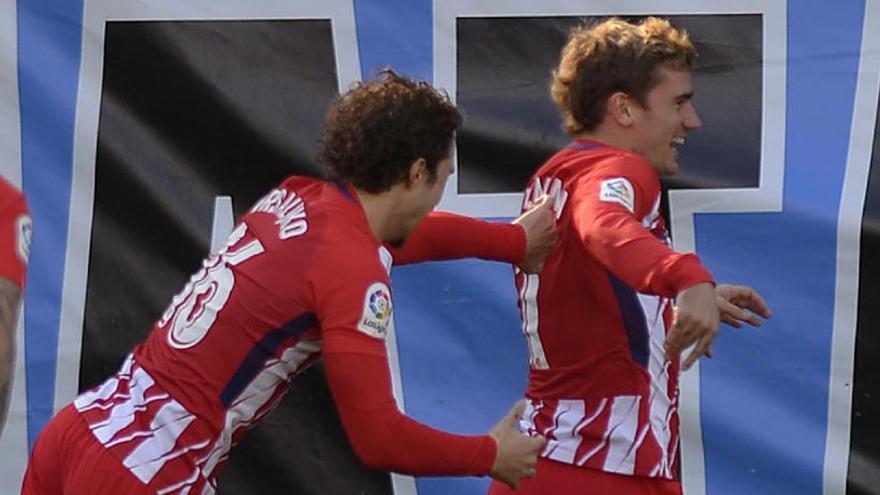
[848,84,880,495]
[456,15,762,194]
[83,20,391,495]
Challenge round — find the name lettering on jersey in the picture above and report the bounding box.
[357,282,392,339]
[16,214,32,264]
[523,176,569,219]
[250,188,309,239]
[599,177,635,213]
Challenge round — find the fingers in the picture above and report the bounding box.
[682,335,712,371]
[527,194,554,217]
[531,434,548,451]
[740,311,764,327]
[718,299,754,328]
[720,313,743,328]
[743,289,772,319]
[508,399,526,420]
[719,284,772,319]
[718,287,770,326]
[533,193,552,211]
[664,313,699,361]
[664,324,687,361]
[491,429,545,490]
[515,194,559,275]
[664,327,689,361]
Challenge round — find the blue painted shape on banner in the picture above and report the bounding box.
[352,0,433,81]
[392,258,528,495]
[698,0,865,493]
[18,0,84,447]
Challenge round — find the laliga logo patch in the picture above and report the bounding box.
[599,177,635,213]
[358,282,392,339]
[16,214,32,264]
[369,290,391,319]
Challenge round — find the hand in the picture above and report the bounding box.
[488,400,546,490]
[716,284,771,328]
[665,282,720,371]
[513,195,558,274]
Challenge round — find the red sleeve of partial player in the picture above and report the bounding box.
[0,180,30,289]
[323,333,496,476]
[570,156,713,297]
[388,211,525,265]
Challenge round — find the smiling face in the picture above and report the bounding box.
[629,66,702,176]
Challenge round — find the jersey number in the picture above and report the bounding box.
[159,223,265,349]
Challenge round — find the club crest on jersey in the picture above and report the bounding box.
[16,214,32,264]
[599,177,635,213]
[359,282,392,339]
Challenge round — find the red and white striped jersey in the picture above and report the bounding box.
[0,175,30,289]
[71,177,522,494]
[514,140,714,480]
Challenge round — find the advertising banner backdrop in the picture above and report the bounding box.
[3,0,880,494]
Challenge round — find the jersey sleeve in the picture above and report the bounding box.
[0,191,30,289]
[323,348,496,475]
[570,156,713,297]
[310,243,497,475]
[387,211,525,265]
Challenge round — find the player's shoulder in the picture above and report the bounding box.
[296,183,385,275]
[583,147,652,176]
[246,175,369,238]
[566,150,655,196]
[541,142,650,177]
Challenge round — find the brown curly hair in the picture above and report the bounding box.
[551,17,695,135]
[319,69,462,193]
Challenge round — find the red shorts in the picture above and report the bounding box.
[488,458,683,495]
[21,403,151,494]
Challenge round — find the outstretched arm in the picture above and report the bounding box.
[311,249,544,487]
[323,333,544,487]
[389,198,557,273]
[569,162,717,368]
[388,212,524,265]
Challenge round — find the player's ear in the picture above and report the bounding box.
[407,158,428,187]
[608,92,635,127]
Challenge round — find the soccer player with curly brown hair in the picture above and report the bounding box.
[22,70,555,494]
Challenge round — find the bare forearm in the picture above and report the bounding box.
[0,277,21,437]
[0,381,9,438]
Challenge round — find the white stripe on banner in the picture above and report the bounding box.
[211,197,234,253]
[433,0,787,225]
[824,1,880,493]
[377,246,418,495]
[0,0,30,489]
[55,0,362,410]
[0,2,21,186]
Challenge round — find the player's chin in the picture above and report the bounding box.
[660,158,679,176]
